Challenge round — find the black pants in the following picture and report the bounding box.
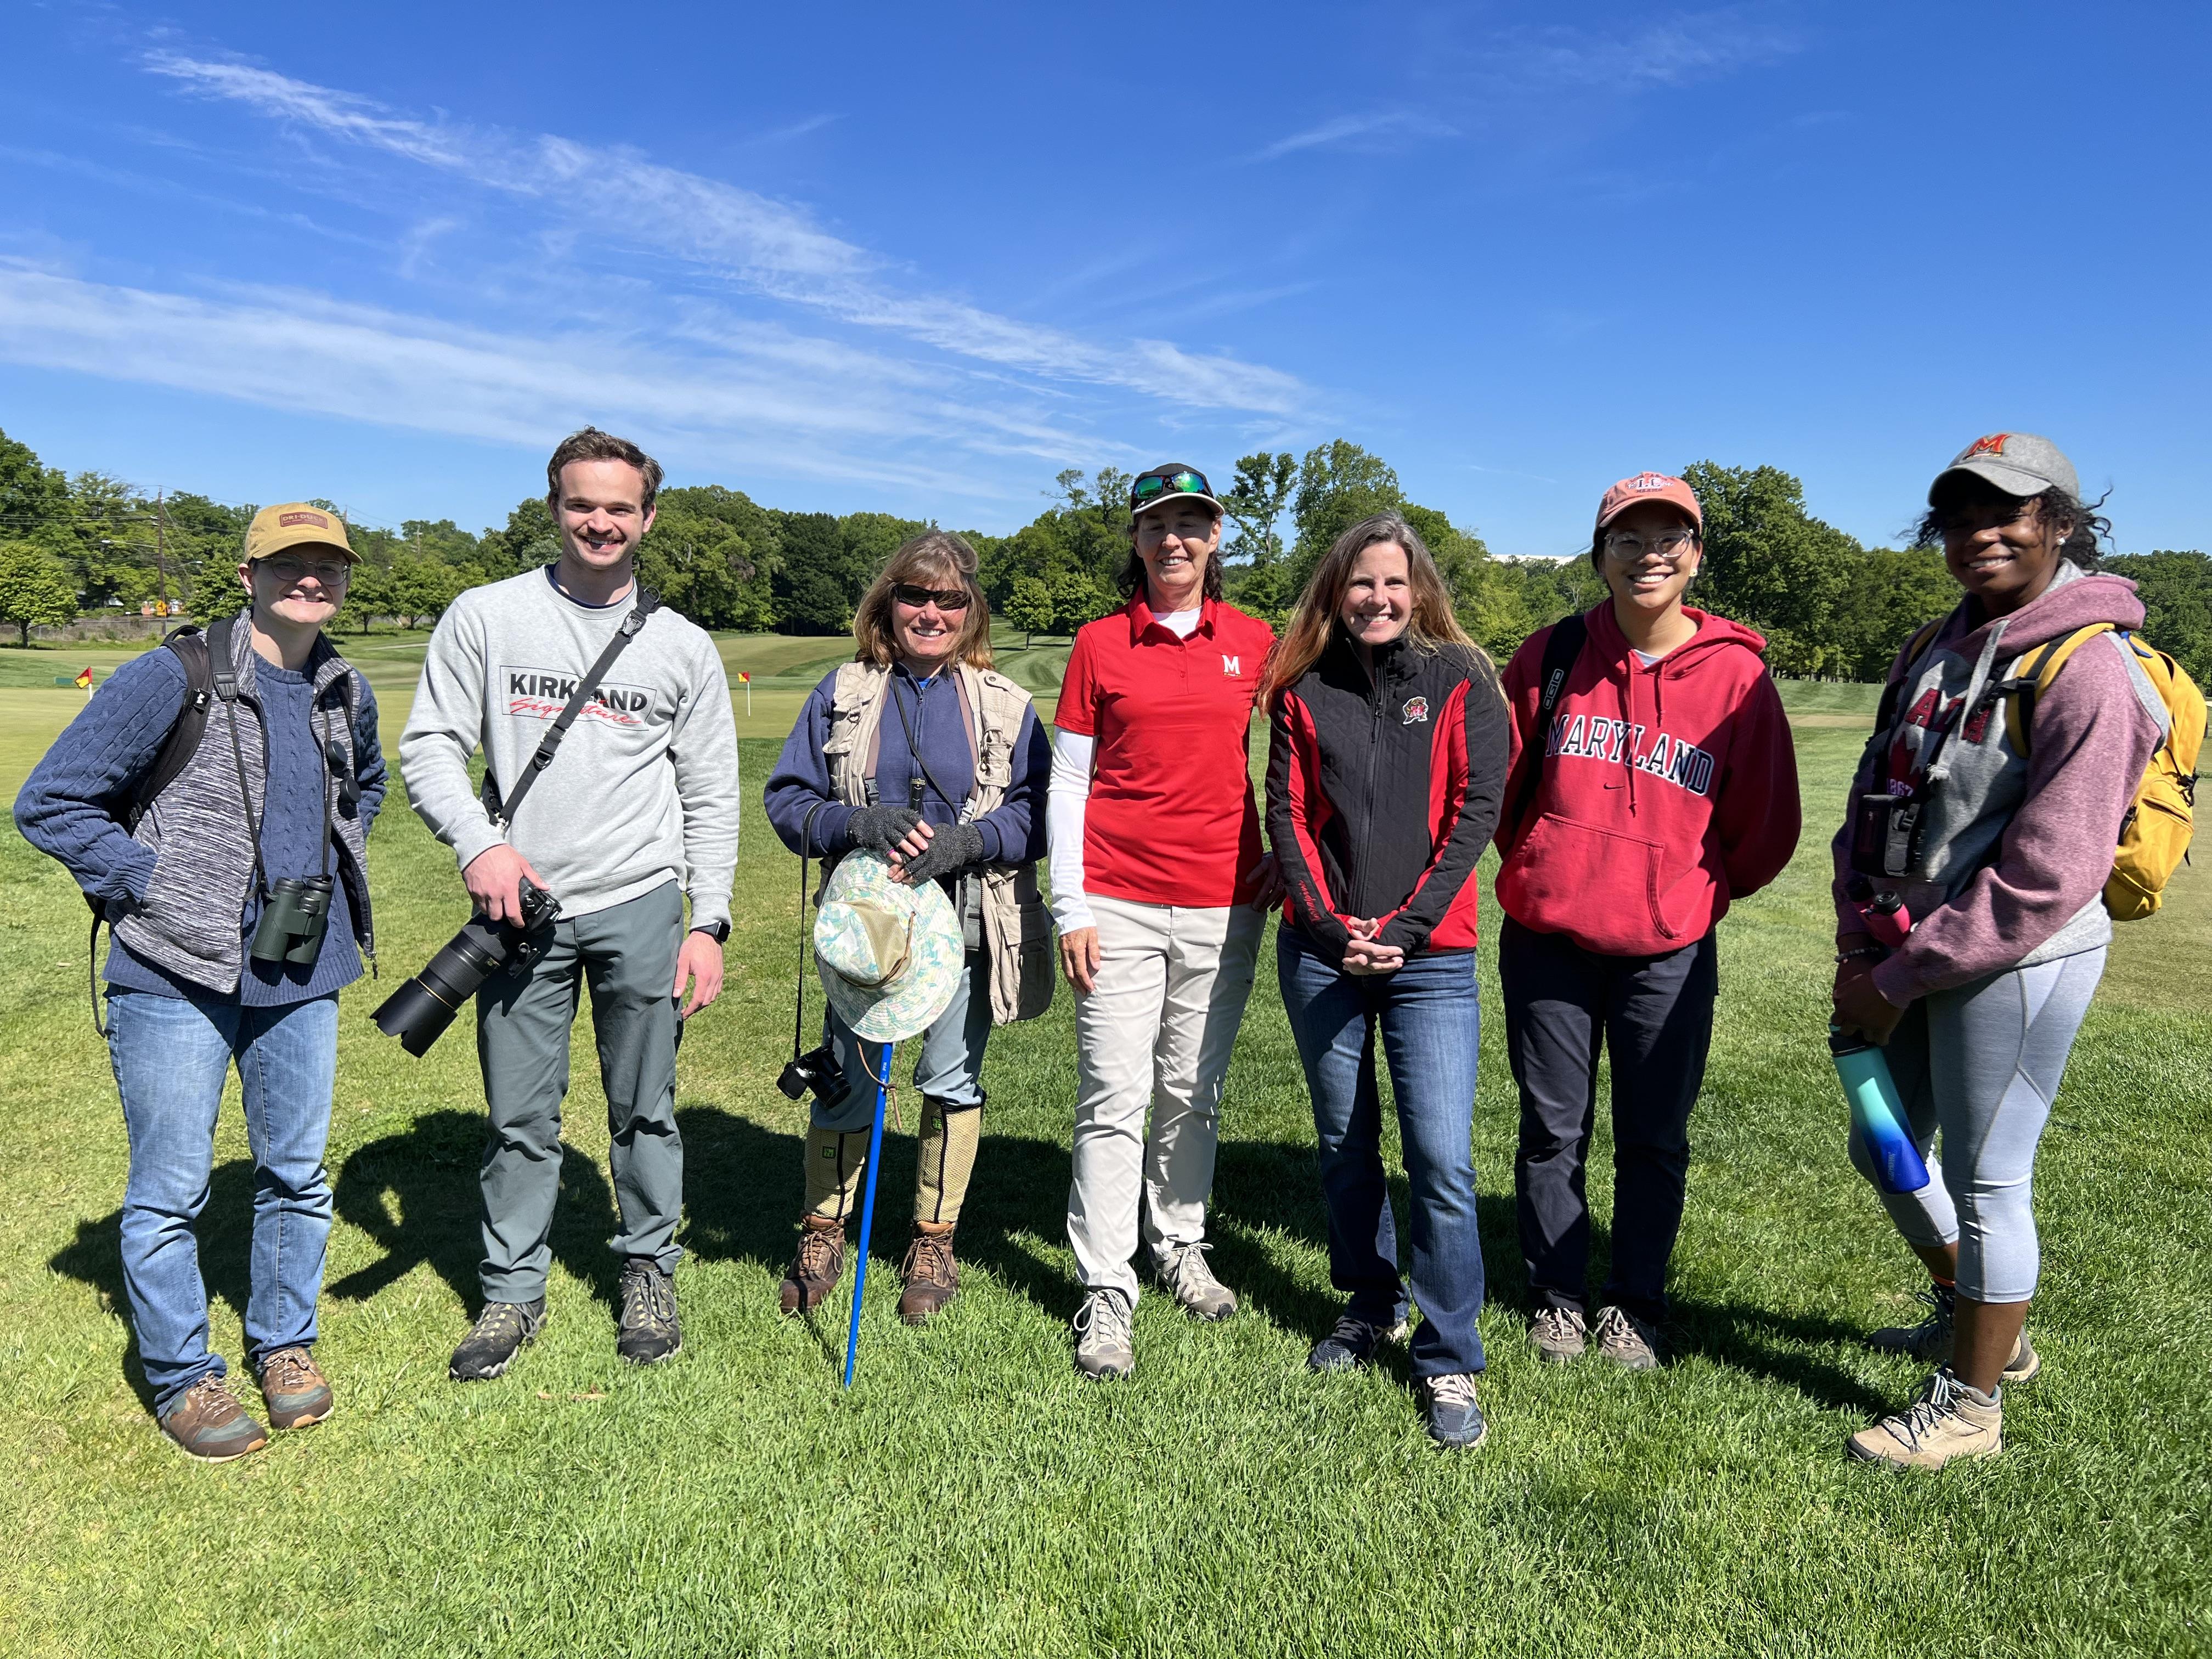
[1499,917,1717,1323]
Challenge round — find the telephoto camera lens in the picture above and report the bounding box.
[375,878,560,1057]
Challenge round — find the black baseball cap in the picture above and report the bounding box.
[1129,464,1223,517]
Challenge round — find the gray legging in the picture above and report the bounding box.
[1848,946,2105,1304]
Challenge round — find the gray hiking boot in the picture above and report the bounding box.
[1871,1284,2039,1382]
[1307,1310,1409,1373]
[449,1299,546,1382]
[1592,1304,1662,1370]
[616,1259,681,1366]
[1528,1305,1588,1364]
[1072,1288,1135,1380]
[1154,1241,1237,1322]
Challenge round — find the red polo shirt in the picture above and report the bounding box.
[1056,595,1276,908]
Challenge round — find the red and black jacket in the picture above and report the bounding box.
[1265,631,1511,968]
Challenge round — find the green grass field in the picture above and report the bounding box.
[1,637,2205,1657]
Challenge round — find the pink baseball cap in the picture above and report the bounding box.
[1596,471,1702,532]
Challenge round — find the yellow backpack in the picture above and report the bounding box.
[1999,625,2205,920]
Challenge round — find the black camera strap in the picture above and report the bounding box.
[493,583,662,829]
[793,801,831,1063]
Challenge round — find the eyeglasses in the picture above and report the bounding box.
[263,555,352,587]
[1130,469,1212,508]
[1603,528,1697,561]
[893,583,972,612]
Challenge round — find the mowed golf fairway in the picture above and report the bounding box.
[0,628,2205,1658]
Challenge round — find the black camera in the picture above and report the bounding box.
[373,877,561,1057]
[250,874,333,966]
[777,1043,843,1102]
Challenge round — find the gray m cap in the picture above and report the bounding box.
[1929,432,2079,503]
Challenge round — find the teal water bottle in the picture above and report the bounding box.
[1829,1025,1930,1195]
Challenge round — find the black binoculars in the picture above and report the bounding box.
[374,877,561,1057]
[249,875,333,967]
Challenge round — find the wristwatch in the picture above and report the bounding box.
[691,920,730,945]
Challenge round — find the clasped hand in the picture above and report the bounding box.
[1341,916,1403,977]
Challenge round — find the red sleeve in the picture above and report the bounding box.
[1714,667,1801,900]
[1264,690,1353,963]
[1491,629,1545,856]
[1055,628,1100,737]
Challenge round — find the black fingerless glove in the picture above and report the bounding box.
[844,804,923,854]
[894,822,986,886]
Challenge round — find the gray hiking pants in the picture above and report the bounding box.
[1849,946,2104,1304]
[475,881,685,1302]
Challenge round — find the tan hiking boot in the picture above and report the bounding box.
[159,1373,269,1462]
[256,1345,333,1430]
[898,1224,961,1325]
[1848,1367,2003,1469]
[1592,1304,1661,1370]
[1529,1305,1588,1364]
[780,1216,845,1316]
[1871,1285,2040,1383]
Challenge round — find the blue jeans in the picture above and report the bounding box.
[1277,928,1487,1378]
[814,951,993,1131]
[105,988,338,1414]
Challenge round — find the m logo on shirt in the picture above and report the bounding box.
[1222,655,1242,677]
[503,666,656,727]
[1546,712,1716,797]
[1401,696,1429,725]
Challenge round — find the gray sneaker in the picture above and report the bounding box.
[1072,1288,1135,1380]
[449,1299,546,1382]
[1592,1304,1661,1370]
[1154,1242,1237,1322]
[1871,1284,2039,1383]
[1528,1305,1588,1364]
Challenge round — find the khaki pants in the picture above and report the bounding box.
[1065,895,1264,1301]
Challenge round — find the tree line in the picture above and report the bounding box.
[1,422,2205,683]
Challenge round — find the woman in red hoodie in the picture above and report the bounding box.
[1493,472,1800,1368]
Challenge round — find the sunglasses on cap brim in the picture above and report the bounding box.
[1130,470,1214,509]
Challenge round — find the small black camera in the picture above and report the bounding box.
[777,1043,842,1102]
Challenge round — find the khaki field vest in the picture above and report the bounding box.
[822,661,1054,1026]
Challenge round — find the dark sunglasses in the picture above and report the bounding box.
[893,583,972,612]
[1130,469,1212,507]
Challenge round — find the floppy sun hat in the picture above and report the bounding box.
[815,850,963,1042]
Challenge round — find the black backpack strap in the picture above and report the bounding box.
[1508,612,1588,837]
[494,588,662,828]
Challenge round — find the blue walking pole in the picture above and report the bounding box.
[842,1040,895,1387]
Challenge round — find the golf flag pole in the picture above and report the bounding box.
[76,666,94,701]
[842,1039,895,1387]
[738,669,751,716]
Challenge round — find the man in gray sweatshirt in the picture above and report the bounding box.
[400,427,742,1380]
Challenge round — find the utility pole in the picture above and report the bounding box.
[154,489,172,613]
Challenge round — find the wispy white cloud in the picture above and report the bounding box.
[144,53,1306,417]
[1243,111,1460,165]
[1476,9,1802,92]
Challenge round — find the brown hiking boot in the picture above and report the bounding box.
[780,1216,845,1316]
[898,1224,961,1325]
[159,1373,269,1462]
[256,1345,333,1430]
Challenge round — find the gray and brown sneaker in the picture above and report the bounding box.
[159,1373,269,1462]
[1155,1241,1237,1322]
[1528,1305,1588,1364]
[449,1298,546,1382]
[256,1345,332,1430]
[1073,1288,1135,1380]
[898,1223,961,1325]
[1870,1285,2039,1383]
[616,1259,681,1366]
[1847,1366,2002,1469]
[1592,1304,1662,1370]
[779,1216,845,1317]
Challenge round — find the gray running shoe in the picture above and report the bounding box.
[1307,1310,1409,1373]
[616,1259,681,1366]
[1155,1241,1238,1322]
[1592,1304,1661,1370]
[1072,1288,1135,1380]
[1871,1284,2039,1383]
[1420,1372,1489,1449]
[1528,1305,1588,1364]
[449,1299,546,1382]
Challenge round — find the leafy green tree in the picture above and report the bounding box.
[0,426,72,559]
[771,511,851,635]
[0,542,78,645]
[1222,452,1296,569]
[340,560,394,635]
[1832,546,1957,680]
[1679,461,1861,678]
[387,552,466,628]
[1289,441,1404,594]
[1048,568,1112,633]
[2106,550,2212,685]
[1007,576,1056,646]
[477,498,560,578]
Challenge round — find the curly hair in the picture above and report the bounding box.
[1915,478,2111,570]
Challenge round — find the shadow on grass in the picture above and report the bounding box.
[1668,1298,1892,1415]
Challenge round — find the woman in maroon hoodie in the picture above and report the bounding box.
[1493,472,1800,1369]
[1832,435,2167,1470]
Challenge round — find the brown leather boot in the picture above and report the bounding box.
[898,1221,960,1325]
[779,1216,844,1316]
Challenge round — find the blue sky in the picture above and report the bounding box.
[2,2,2206,556]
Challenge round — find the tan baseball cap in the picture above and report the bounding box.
[244,503,358,562]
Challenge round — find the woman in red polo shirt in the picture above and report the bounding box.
[1052,464,1283,1381]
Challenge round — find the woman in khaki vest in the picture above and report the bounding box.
[764,532,1053,1322]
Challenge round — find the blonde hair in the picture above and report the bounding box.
[852,532,994,670]
[1259,511,1477,710]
